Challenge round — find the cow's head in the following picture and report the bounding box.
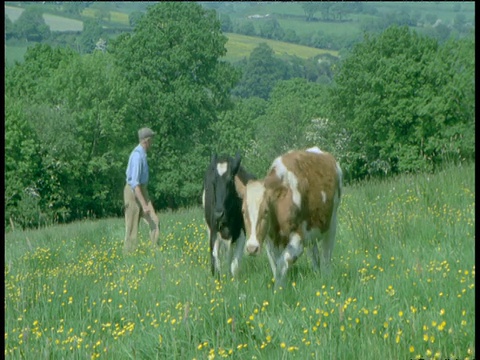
[211,151,242,239]
[236,179,271,255]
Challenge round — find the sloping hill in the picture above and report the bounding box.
[223,33,339,62]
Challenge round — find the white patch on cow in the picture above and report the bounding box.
[271,156,287,178]
[321,190,327,203]
[287,171,301,207]
[306,146,322,154]
[213,232,235,274]
[212,233,222,272]
[216,162,228,176]
[245,181,265,253]
[271,156,302,208]
[230,233,245,277]
[284,232,303,264]
[205,221,211,241]
[265,238,278,275]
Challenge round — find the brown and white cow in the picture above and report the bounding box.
[236,147,342,289]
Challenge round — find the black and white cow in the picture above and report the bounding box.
[202,152,256,277]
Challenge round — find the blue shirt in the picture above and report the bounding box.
[126,144,149,190]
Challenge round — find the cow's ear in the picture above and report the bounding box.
[211,153,217,165]
[235,175,246,199]
[232,151,241,175]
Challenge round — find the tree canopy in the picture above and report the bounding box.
[328,26,474,180]
[4,8,475,230]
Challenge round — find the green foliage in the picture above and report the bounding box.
[259,17,285,40]
[4,4,475,229]
[246,79,331,175]
[234,20,256,36]
[209,96,267,175]
[5,44,132,226]
[329,26,474,181]
[109,2,239,207]
[5,14,15,39]
[4,95,44,229]
[219,13,233,33]
[62,2,88,16]
[128,11,143,28]
[78,18,104,53]
[232,43,290,99]
[11,7,51,42]
[301,3,321,21]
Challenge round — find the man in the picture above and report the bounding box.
[124,127,160,253]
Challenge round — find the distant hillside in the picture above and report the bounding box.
[223,33,339,62]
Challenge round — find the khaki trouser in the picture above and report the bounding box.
[124,184,159,253]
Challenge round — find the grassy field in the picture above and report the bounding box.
[223,33,339,62]
[5,32,337,67]
[81,7,130,26]
[5,5,84,31]
[4,163,475,359]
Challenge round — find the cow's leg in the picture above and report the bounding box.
[265,238,277,277]
[304,226,322,272]
[230,233,245,277]
[321,208,338,271]
[211,233,222,276]
[309,240,321,271]
[275,232,303,289]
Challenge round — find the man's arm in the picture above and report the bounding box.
[134,185,150,214]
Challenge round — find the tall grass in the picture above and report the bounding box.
[4,163,475,359]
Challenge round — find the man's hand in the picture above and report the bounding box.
[142,203,150,215]
[134,186,150,215]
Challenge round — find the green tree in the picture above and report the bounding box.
[13,7,51,42]
[235,21,256,36]
[63,2,87,16]
[219,13,233,33]
[259,18,285,40]
[302,3,321,21]
[5,95,44,229]
[329,26,474,180]
[78,19,104,54]
[5,14,15,39]
[110,2,239,207]
[232,43,289,100]
[283,28,299,43]
[453,13,466,33]
[5,44,78,101]
[318,3,334,21]
[250,78,331,175]
[6,44,132,223]
[425,13,438,25]
[129,11,143,28]
[209,96,267,160]
[36,51,132,219]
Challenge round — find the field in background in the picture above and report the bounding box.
[5,5,84,31]
[223,33,339,62]
[5,1,474,65]
[81,7,129,26]
[4,163,475,359]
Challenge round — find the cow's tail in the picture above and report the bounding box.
[335,162,343,201]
